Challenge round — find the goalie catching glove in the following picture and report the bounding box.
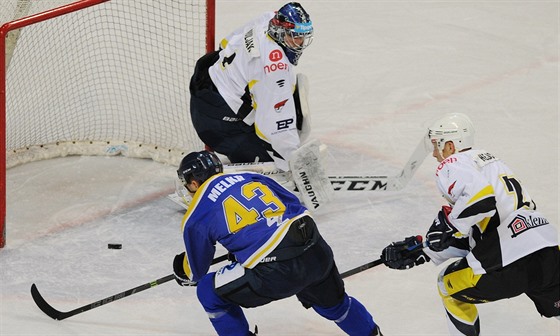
[381,235,430,270]
[426,206,458,252]
[173,252,197,286]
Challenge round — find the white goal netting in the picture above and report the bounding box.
[2,0,210,168]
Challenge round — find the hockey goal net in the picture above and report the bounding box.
[0,0,215,247]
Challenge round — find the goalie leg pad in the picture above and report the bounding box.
[289,139,334,211]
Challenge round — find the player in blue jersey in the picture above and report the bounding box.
[172,150,382,336]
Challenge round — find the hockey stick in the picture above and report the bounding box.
[340,240,429,279]
[30,253,229,321]
[215,136,429,192]
[168,136,428,214]
[333,136,430,191]
[340,258,384,278]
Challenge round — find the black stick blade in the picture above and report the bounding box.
[30,284,70,320]
[28,255,227,321]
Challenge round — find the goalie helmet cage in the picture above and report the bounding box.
[0,0,216,248]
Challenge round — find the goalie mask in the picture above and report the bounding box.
[427,113,475,153]
[268,2,313,65]
[177,151,223,187]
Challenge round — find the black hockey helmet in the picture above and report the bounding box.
[177,150,223,186]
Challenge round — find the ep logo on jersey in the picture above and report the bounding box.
[274,99,293,130]
[276,119,294,130]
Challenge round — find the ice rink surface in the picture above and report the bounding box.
[1,1,559,335]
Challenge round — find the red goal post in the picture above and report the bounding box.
[0,0,216,248]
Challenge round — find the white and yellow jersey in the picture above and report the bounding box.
[208,12,300,171]
[427,149,558,274]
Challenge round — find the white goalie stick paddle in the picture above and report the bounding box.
[330,136,430,191]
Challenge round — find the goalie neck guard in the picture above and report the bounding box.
[428,113,475,153]
[177,151,223,186]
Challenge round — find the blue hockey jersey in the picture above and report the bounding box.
[180,172,309,282]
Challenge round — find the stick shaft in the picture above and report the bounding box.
[31,253,228,320]
[340,241,428,279]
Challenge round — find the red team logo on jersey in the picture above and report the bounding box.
[509,216,528,236]
[274,99,289,112]
[447,180,457,196]
[265,49,288,73]
[269,49,283,62]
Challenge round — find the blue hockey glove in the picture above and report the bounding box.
[381,235,430,270]
[426,206,458,252]
[173,252,197,286]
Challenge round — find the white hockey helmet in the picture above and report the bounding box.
[427,113,475,152]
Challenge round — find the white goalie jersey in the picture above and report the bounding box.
[425,149,558,274]
[208,12,301,172]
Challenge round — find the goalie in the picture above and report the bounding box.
[188,2,313,172]
[380,113,559,335]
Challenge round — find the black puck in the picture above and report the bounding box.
[108,243,122,249]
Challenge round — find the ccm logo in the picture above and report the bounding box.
[276,118,294,130]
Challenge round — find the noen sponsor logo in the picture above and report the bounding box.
[264,61,288,73]
[265,49,288,73]
[435,157,457,176]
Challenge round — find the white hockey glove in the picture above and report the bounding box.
[173,252,197,286]
[426,206,458,252]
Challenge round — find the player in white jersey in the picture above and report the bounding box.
[171,151,383,336]
[189,2,313,172]
[380,113,559,335]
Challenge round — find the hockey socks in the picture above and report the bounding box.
[313,294,378,336]
[197,275,250,336]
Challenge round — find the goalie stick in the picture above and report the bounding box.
[168,137,429,209]
[212,136,430,191]
[31,241,429,321]
[30,253,229,321]
[253,135,428,192]
[335,136,430,191]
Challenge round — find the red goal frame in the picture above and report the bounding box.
[0,0,216,248]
